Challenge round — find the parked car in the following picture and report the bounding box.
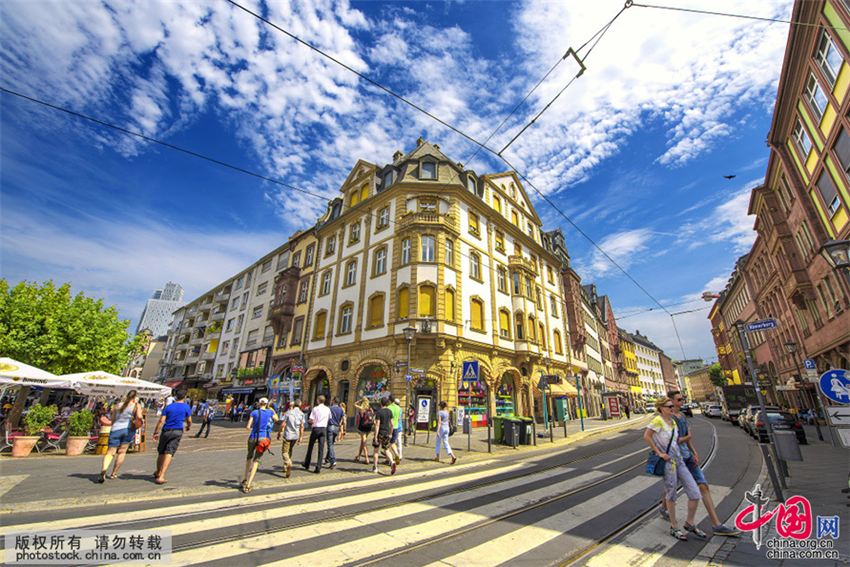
[644,405,656,414]
[706,404,722,418]
[752,410,807,444]
[682,404,693,417]
[743,405,780,437]
[738,406,755,429]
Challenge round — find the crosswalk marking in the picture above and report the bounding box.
[0,475,28,499]
[584,485,733,567]
[422,476,660,567]
[160,469,604,567]
[591,448,646,469]
[0,458,515,535]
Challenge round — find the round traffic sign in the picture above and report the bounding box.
[819,369,850,405]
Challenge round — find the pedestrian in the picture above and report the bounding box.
[354,397,374,463]
[152,390,192,485]
[242,397,278,493]
[434,401,457,464]
[407,403,415,444]
[643,396,702,541]
[659,391,739,536]
[98,390,143,483]
[624,404,631,420]
[391,398,404,460]
[324,397,346,469]
[302,395,330,474]
[371,397,397,475]
[165,393,175,408]
[278,400,304,478]
[195,401,215,438]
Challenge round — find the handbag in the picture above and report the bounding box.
[254,409,272,454]
[129,405,143,430]
[646,430,675,476]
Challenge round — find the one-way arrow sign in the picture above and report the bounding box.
[826,406,850,424]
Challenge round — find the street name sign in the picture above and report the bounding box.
[819,369,850,405]
[395,361,407,368]
[745,319,778,332]
[462,361,479,382]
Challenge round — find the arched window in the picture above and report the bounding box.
[470,298,485,331]
[398,287,409,320]
[339,304,353,334]
[528,315,536,342]
[345,260,357,287]
[314,311,327,340]
[493,195,501,214]
[419,285,436,318]
[446,288,456,321]
[320,270,332,296]
[360,184,369,202]
[539,324,547,349]
[374,247,387,275]
[554,329,563,355]
[368,294,385,328]
[515,312,525,340]
[421,236,435,262]
[499,310,511,339]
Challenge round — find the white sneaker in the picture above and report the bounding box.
[371,467,378,473]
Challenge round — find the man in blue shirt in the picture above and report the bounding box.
[324,397,346,469]
[152,390,192,485]
[242,397,278,493]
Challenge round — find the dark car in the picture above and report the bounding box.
[682,404,693,417]
[752,410,807,444]
[738,405,756,430]
[742,405,780,436]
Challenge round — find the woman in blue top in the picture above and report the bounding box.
[242,397,278,493]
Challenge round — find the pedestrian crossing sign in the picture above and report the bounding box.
[462,361,479,382]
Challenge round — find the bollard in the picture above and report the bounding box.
[563,419,568,438]
[487,419,491,453]
[532,419,537,446]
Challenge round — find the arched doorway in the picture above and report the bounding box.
[308,372,330,406]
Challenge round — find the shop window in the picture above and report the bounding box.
[458,381,486,427]
[495,375,515,417]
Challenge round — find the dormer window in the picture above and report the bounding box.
[383,170,394,189]
[467,175,476,193]
[421,161,437,180]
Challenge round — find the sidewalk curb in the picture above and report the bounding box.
[0,417,650,515]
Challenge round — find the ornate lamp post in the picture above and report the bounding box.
[403,325,417,441]
[818,239,850,285]
[783,341,823,441]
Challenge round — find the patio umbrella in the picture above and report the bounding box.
[0,358,73,389]
[60,371,172,398]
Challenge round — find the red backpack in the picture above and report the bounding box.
[358,408,374,428]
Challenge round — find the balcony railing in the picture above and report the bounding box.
[508,255,538,275]
[399,211,458,232]
[201,351,216,361]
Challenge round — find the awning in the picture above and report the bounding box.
[533,382,578,398]
[163,381,183,389]
[222,387,265,395]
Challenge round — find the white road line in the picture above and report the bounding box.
[424,476,661,567]
[584,486,733,567]
[0,458,513,534]
[591,448,646,469]
[0,475,29,499]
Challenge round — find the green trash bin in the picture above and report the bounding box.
[518,417,533,445]
[492,416,505,444]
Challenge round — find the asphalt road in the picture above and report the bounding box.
[0,416,764,567]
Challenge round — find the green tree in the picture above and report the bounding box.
[0,280,142,374]
[709,363,727,388]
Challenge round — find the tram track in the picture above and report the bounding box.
[56,425,654,566]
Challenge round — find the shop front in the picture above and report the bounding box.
[412,376,438,431]
[307,372,331,406]
[268,370,303,410]
[356,365,391,410]
[495,374,517,417]
[458,379,488,428]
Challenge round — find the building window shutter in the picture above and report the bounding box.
[370,296,384,327]
[419,286,436,317]
[398,288,409,319]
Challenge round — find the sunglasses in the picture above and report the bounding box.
[662,405,674,408]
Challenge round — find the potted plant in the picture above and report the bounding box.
[12,403,57,457]
[63,409,95,455]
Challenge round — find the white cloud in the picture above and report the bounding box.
[575,228,655,280]
[0,202,287,328]
[678,184,757,252]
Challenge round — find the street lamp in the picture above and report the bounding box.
[783,341,823,441]
[819,239,850,286]
[403,325,416,443]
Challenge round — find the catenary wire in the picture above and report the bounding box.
[225,1,679,322]
[631,2,850,32]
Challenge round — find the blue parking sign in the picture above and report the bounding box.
[804,359,816,371]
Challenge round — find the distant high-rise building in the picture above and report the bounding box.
[152,282,183,302]
[136,283,186,337]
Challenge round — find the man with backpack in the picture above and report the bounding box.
[195,402,215,438]
[242,398,278,493]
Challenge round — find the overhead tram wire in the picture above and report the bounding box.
[498,1,631,155]
[0,88,327,204]
[630,2,850,32]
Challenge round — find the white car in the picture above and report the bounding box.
[706,404,722,418]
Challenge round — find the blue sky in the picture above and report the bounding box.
[1,0,793,362]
